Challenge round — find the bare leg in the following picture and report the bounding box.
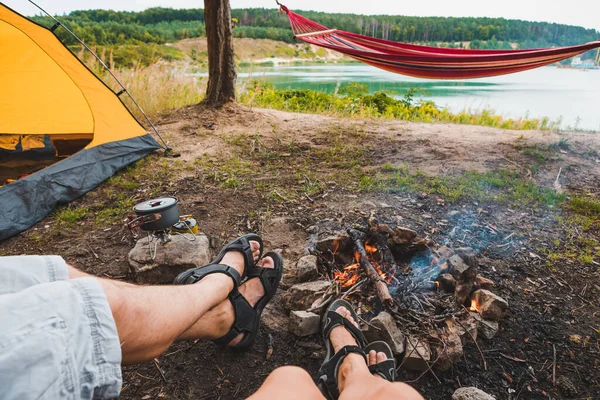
[67,242,260,364]
[248,366,325,400]
[247,307,423,400]
[176,255,276,344]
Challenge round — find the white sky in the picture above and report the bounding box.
[4,0,600,31]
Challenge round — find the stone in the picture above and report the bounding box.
[448,255,471,279]
[362,312,405,355]
[452,387,496,400]
[403,337,431,371]
[447,316,479,345]
[294,255,318,283]
[474,275,494,290]
[478,319,499,340]
[447,210,461,218]
[436,245,456,259]
[128,234,210,284]
[454,247,478,268]
[433,331,463,372]
[455,280,474,306]
[289,310,320,337]
[283,280,331,311]
[389,227,418,245]
[473,290,508,321]
[438,273,456,293]
[315,235,353,264]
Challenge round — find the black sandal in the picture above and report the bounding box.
[173,233,263,287]
[365,341,396,382]
[317,299,368,400]
[213,251,283,349]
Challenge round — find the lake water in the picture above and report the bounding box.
[236,63,600,131]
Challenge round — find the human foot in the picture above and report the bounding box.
[194,253,283,348]
[367,349,389,379]
[327,306,370,391]
[218,239,261,278]
[174,234,262,287]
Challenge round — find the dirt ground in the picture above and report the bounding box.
[2,105,599,399]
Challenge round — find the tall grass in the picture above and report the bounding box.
[82,55,205,119]
[109,64,205,118]
[239,81,561,131]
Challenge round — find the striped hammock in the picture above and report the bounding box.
[279,4,600,79]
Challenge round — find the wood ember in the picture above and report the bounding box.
[347,228,393,306]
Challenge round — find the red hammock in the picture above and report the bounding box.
[279,4,600,79]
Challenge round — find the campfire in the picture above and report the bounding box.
[285,214,509,374]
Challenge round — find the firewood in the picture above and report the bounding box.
[347,228,393,306]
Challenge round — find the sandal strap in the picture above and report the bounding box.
[318,345,366,399]
[213,234,262,280]
[246,264,280,296]
[368,360,396,382]
[213,289,256,346]
[323,311,367,348]
[174,263,241,287]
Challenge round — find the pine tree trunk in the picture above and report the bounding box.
[203,0,236,106]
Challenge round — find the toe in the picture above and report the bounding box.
[256,256,275,269]
[376,351,387,363]
[369,350,377,366]
[249,240,261,262]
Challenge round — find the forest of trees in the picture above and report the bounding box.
[33,7,599,56]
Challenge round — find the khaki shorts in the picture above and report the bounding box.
[0,256,122,399]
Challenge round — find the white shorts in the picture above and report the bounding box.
[0,255,122,399]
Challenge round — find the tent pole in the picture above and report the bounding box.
[26,0,171,153]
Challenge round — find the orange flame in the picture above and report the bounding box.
[365,242,378,254]
[470,299,479,312]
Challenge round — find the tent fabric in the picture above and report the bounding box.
[0,3,161,241]
[280,5,600,79]
[0,3,148,146]
[0,134,159,241]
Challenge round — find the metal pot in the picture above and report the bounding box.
[132,197,179,231]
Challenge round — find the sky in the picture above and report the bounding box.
[4,0,600,31]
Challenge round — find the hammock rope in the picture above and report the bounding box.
[278,3,600,79]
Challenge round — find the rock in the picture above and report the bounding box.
[473,290,508,321]
[433,331,463,372]
[128,234,210,284]
[455,280,474,306]
[294,255,318,283]
[390,227,418,245]
[436,245,456,259]
[454,247,478,268]
[403,337,431,371]
[283,280,331,311]
[447,210,461,218]
[362,312,405,355]
[315,234,353,264]
[448,255,471,279]
[447,316,479,345]
[478,319,499,340]
[474,275,494,290]
[289,311,320,337]
[438,273,456,293]
[452,387,496,400]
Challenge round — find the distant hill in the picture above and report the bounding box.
[32,7,599,56]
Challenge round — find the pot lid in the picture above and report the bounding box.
[133,197,178,213]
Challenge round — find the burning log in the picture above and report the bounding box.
[347,228,393,306]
